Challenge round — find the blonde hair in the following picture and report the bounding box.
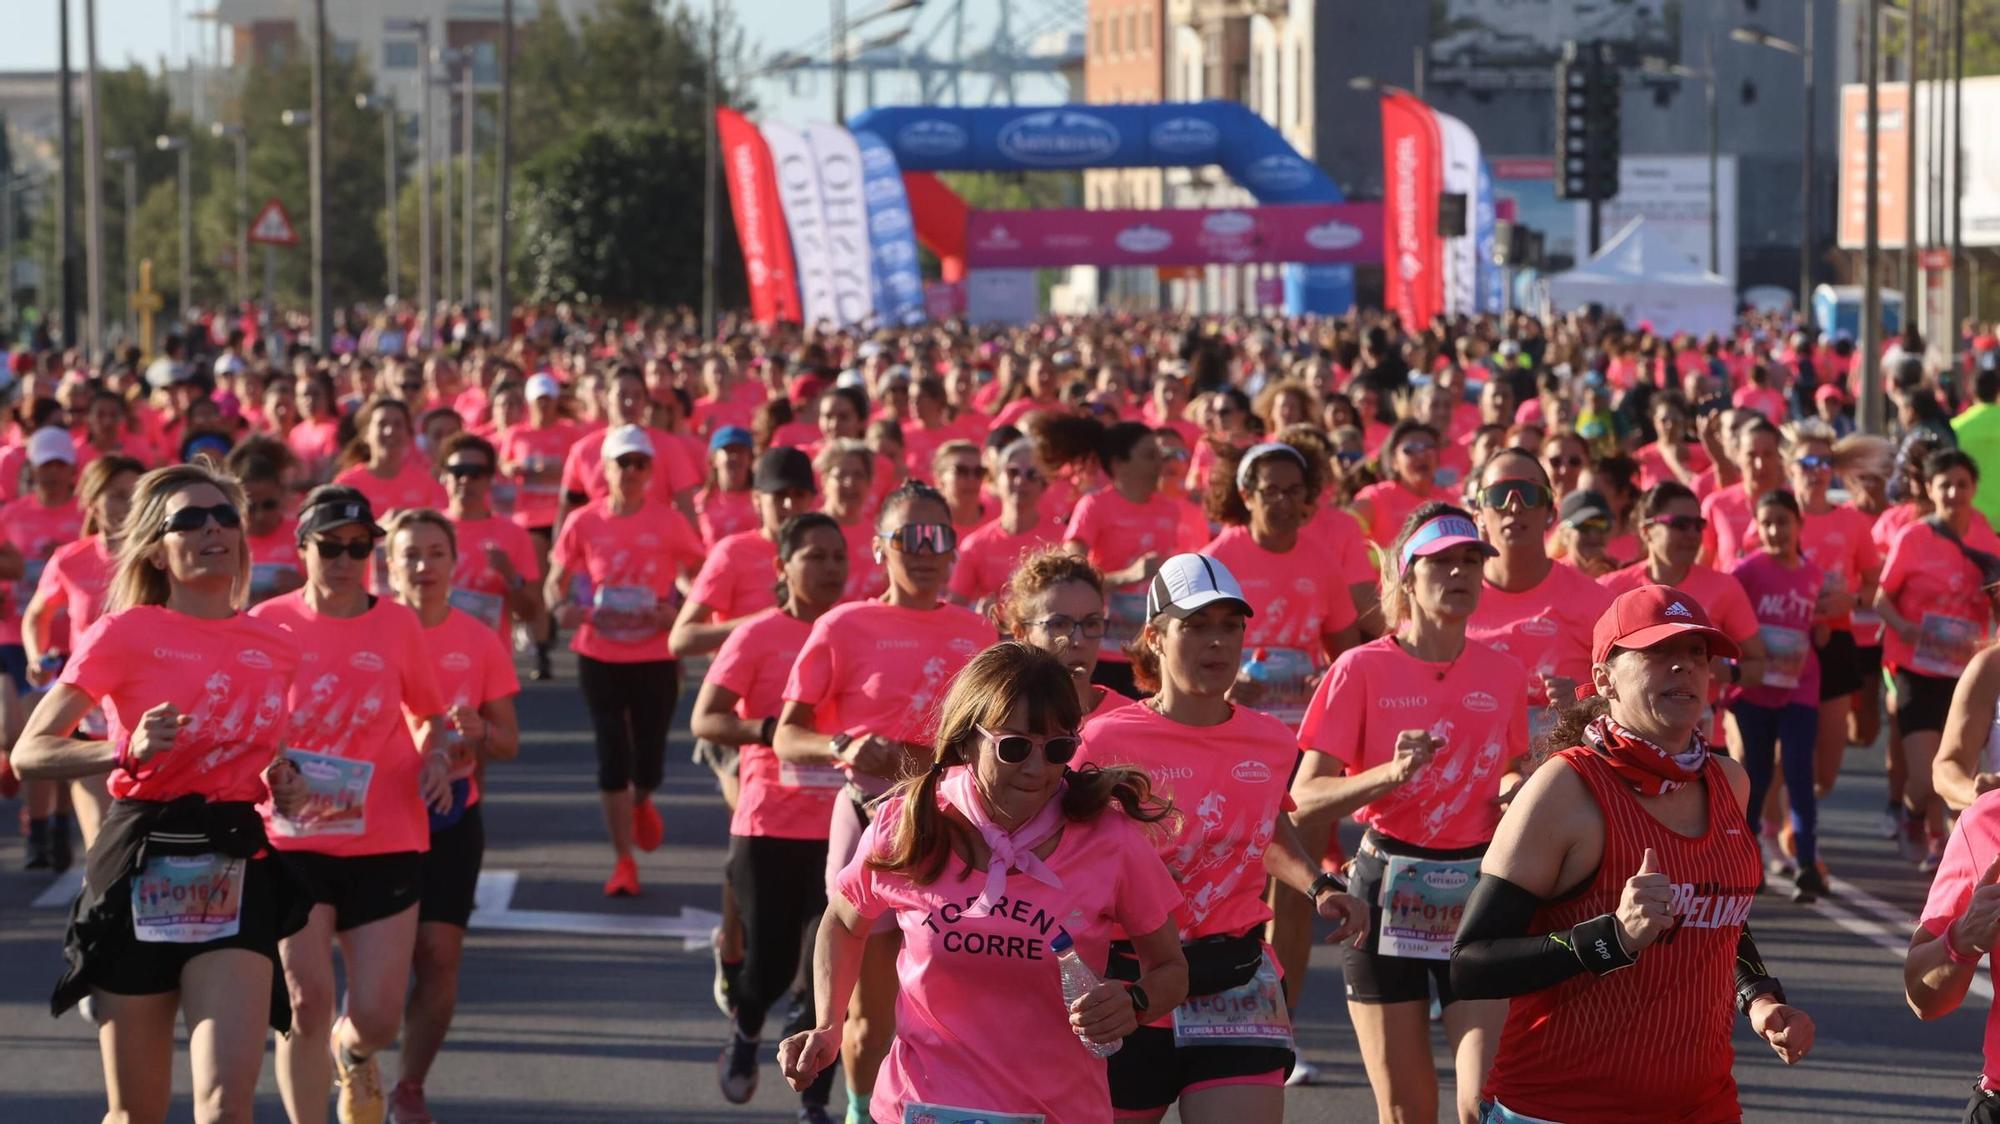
[813,437,873,479]
[383,507,459,558]
[79,454,145,537]
[109,464,250,613]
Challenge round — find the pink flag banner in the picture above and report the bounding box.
[962,203,1382,269]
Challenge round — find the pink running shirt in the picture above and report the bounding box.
[0,494,84,645]
[1880,518,2000,676]
[32,536,114,651]
[496,421,585,530]
[687,529,780,622]
[948,516,1062,606]
[1919,791,2000,1091]
[709,608,840,839]
[1200,525,1357,652]
[334,459,448,516]
[448,514,542,634]
[1466,562,1614,708]
[414,606,520,806]
[550,498,706,663]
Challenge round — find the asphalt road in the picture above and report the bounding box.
[0,653,1990,1122]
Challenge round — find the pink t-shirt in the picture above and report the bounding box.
[839,790,1182,1124]
[709,608,841,839]
[1355,479,1437,546]
[1732,385,1788,423]
[287,417,342,476]
[449,513,542,633]
[1700,485,1763,571]
[784,600,990,793]
[558,425,702,505]
[833,519,889,603]
[687,529,779,621]
[250,593,447,856]
[496,421,586,530]
[1880,519,2000,676]
[1919,790,2000,1089]
[414,606,520,807]
[1730,553,1823,708]
[1466,563,1614,708]
[949,516,1062,605]
[690,382,766,436]
[1298,634,1529,849]
[1068,488,1202,664]
[1798,505,1881,633]
[550,499,705,663]
[1201,525,1357,653]
[32,535,114,651]
[1075,702,1297,939]
[335,459,448,517]
[1632,441,1712,492]
[694,488,758,549]
[0,494,85,645]
[61,606,299,805]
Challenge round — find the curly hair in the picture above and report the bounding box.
[1203,439,1326,526]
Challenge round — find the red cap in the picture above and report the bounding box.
[1590,584,1742,667]
[8,352,35,376]
[787,373,829,406]
[1814,383,1847,405]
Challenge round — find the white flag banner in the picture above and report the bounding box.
[762,123,838,329]
[804,124,878,327]
[1437,111,1480,319]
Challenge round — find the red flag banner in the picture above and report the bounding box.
[1380,92,1443,329]
[716,108,802,326]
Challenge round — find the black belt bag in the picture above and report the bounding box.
[1106,929,1263,998]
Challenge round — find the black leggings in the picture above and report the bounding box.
[726,834,829,1038]
[576,656,679,792]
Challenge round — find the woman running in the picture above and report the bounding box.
[545,425,706,896]
[332,398,447,517]
[253,485,453,1124]
[997,546,1126,720]
[1292,505,1530,1124]
[949,438,1061,611]
[436,433,543,638]
[381,509,522,1124]
[1453,585,1815,1123]
[778,642,1191,1122]
[815,438,888,601]
[4,426,87,870]
[1078,553,1368,1124]
[1905,783,2000,1124]
[670,446,819,658]
[226,438,308,605]
[497,373,583,679]
[1354,421,1442,546]
[774,481,992,1120]
[695,513,848,1117]
[1701,417,1787,570]
[695,425,758,548]
[14,463,309,1124]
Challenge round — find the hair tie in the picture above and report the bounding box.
[929,759,947,776]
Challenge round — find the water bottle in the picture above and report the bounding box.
[1243,647,1272,687]
[1050,931,1121,1058]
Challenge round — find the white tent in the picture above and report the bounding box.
[1541,217,1736,336]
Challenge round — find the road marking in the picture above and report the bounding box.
[468,869,718,947]
[1822,876,1992,1002]
[32,869,82,908]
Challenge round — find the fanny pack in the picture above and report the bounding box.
[1106,928,1264,998]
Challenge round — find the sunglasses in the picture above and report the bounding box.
[883,522,958,555]
[614,455,652,471]
[1475,481,1553,510]
[161,503,242,536]
[976,725,1081,766]
[1334,449,1366,465]
[311,538,375,561]
[1028,613,1107,639]
[1646,515,1708,533]
[1567,518,1612,536]
[1547,454,1586,468]
[444,462,493,479]
[947,464,987,479]
[1796,455,1834,471]
[1004,466,1044,485]
[1399,441,1438,456]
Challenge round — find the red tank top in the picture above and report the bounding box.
[1483,746,1760,1123]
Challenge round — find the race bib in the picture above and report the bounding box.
[1758,625,1811,691]
[1851,606,1885,642]
[490,480,519,515]
[1913,613,1979,678]
[250,562,300,600]
[903,1106,1044,1124]
[592,584,662,643]
[1105,591,1149,653]
[275,751,374,837]
[522,455,562,494]
[450,587,506,631]
[1172,952,1291,1048]
[1241,647,1316,727]
[130,852,245,943]
[778,762,848,789]
[1376,854,1481,960]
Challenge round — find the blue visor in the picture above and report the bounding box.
[1399,514,1496,575]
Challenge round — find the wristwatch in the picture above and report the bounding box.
[1125,983,1150,1015]
[828,732,854,761]
[1307,870,1348,899]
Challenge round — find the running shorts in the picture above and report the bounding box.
[1341,830,1487,1007]
[1816,629,1862,701]
[1892,668,1957,737]
[283,850,424,932]
[419,804,485,928]
[1106,1022,1291,1112]
[90,854,294,998]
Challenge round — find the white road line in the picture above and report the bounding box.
[470,903,721,945]
[1818,877,1992,1002]
[31,868,82,908]
[474,869,519,914]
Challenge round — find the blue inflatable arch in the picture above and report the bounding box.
[848,101,1355,314]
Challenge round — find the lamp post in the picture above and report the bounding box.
[434,47,465,316]
[153,134,191,322]
[309,0,329,352]
[210,122,249,313]
[385,17,432,342]
[1862,0,1885,435]
[82,0,104,358]
[460,49,476,309]
[1733,13,1815,316]
[495,0,514,337]
[105,147,136,339]
[356,94,400,300]
[1643,42,1720,275]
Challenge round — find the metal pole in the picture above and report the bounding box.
[832,0,847,122]
[121,156,134,339]
[1,171,12,333]
[702,0,718,335]
[383,99,398,299]
[416,25,432,344]
[1951,0,1964,356]
[1706,32,1719,275]
[309,0,329,352]
[1862,0,1886,436]
[176,146,191,319]
[494,0,513,336]
[1903,0,1919,316]
[441,57,454,318]
[1799,0,1815,315]
[460,57,474,309]
[1413,44,1425,101]
[234,132,248,313]
[58,0,77,346]
[82,0,103,358]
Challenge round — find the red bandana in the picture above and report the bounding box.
[1580,715,1709,798]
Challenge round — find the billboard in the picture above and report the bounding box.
[1832,81,2000,249]
[961,204,1383,269]
[1427,0,1680,75]
[1575,154,1738,284]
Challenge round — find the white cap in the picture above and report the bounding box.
[600,423,655,462]
[27,426,76,466]
[1145,553,1255,621]
[835,368,867,390]
[1497,339,1522,357]
[212,353,246,377]
[526,373,562,401]
[144,357,191,390]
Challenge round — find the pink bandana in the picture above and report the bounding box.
[938,767,1067,918]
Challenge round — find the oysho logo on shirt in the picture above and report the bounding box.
[349,651,385,673]
[1377,695,1430,709]
[1461,691,1499,713]
[237,649,273,670]
[1151,765,1196,782]
[1232,760,1273,784]
[1519,617,1559,637]
[152,646,202,662]
[875,639,920,651]
[441,652,472,673]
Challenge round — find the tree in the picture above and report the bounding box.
[514,122,742,307]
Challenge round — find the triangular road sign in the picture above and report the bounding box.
[248,198,300,247]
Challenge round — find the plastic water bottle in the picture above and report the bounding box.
[1243,647,1273,688]
[1050,931,1121,1058]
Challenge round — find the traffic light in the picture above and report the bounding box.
[1555,41,1621,201]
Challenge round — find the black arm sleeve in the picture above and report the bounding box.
[1449,873,1590,1000]
[1733,923,1785,1013]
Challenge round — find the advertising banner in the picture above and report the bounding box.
[714,108,801,326]
[1380,92,1442,327]
[853,130,926,325]
[802,124,877,327]
[962,203,1382,269]
[1476,160,1502,314]
[1578,154,1739,284]
[761,123,837,328]
[1438,111,1480,317]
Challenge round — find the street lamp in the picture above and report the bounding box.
[210,122,249,312]
[1643,42,1721,276]
[104,146,136,339]
[153,134,191,322]
[385,16,433,340]
[1347,75,1414,97]
[357,93,401,301]
[433,47,467,310]
[1733,14,1815,317]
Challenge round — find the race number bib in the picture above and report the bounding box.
[1758,625,1811,691]
[1376,854,1481,960]
[1105,591,1149,654]
[903,1106,1045,1124]
[490,480,519,515]
[521,455,562,496]
[1913,613,1979,678]
[1172,953,1292,1048]
[1241,647,1315,727]
[592,584,662,644]
[130,852,245,943]
[449,587,506,631]
[274,751,373,837]
[778,762,848,789]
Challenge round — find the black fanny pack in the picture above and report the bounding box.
[1106,929,1264,998]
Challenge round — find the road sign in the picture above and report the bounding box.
[248,198,299,247]
[1920,248,1951,272]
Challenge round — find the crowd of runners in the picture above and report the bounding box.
[10,301,2000,1122]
